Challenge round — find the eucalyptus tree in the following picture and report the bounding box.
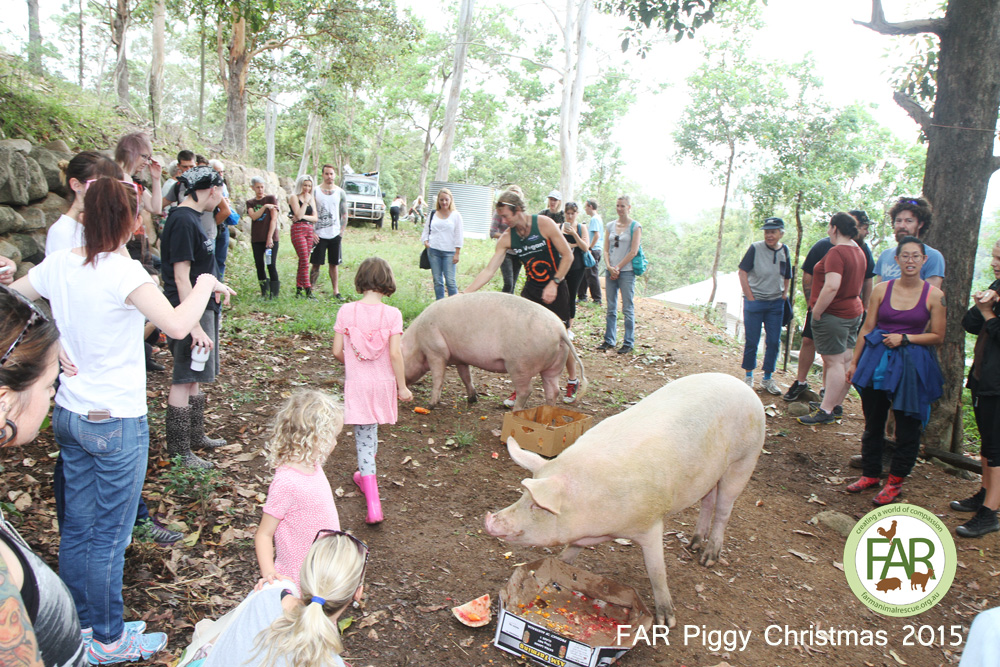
[855,0,1000,451]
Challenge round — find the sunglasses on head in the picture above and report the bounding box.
[85,178,142,209]
[314,529,369,578]
[0,286,48,367]
[897,197,920,206]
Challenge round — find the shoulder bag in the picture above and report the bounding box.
[629,220,648,276]
[419,211,435,270]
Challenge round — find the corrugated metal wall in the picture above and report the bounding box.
[427,181,494,240]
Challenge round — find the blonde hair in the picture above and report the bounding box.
[293,174,314,197]
[252,534,367,666]
[496,188,526,212]
[266,390,344,468]
[435,187,457,213]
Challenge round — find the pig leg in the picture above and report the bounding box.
[509,372,533,411]
[428,356,448,406]
[689,486,718,554]
[540,368,561,406]
[634,519,675,628]
[455,364,478,404]
[558,545,583,563]
[699,456,757,567]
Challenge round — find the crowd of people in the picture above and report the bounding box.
[2,130,999,665]
[737,198,998,538]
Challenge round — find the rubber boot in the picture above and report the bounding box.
[305,288,316,300]
[259,280,269,298]
[189,393,226,450]
[269,280,280,299]
[296,287,303,298]
[353,471,362,489]
[166,405,212,469]
[358,474,383,524]
[873,474,905,506]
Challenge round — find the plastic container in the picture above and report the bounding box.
[190,345,211,372]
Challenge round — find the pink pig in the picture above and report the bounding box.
[401,292,586,410]
[484,373,765,627]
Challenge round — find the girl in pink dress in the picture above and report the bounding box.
[255,390,343,587]
[333,257,413,523]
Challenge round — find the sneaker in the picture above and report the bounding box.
[956,506,1000,538]
[783,381,809,402]
[761,378,782,395]
[872,475,905,506]
[503,392,517,408]
[596,342,614,351]
[147,519,183,545]
[797,409,837,425]
[951,487,987,513]
[617,345,633,354]
[87,628,167,664]
[81,622,146,644]
[563,380,579,404]
[846,476,881,494]
[743,375,754,389]
[809,401,843,417]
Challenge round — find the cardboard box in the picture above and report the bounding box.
[493,558,653,667]
[500,406,593,457]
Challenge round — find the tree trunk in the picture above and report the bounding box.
[199,8,207,133]
[297,112,319,179]
[78,0,84,87]
[419,115,435,200]
[265,96,278,172]
[708,138,735,305]
[111,0,130,108]
[435,0,474,182]
[149,0,165,136]
[373,113,387,172]
[221,12,249,156]
[562,0,591,201]
[920,0,1000,452]
[27,0,42,75]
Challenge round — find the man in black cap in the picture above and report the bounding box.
[737,217,791,395]
[160,166,229,469]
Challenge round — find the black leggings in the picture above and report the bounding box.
[252,241,280,282]
[974,393,1000,467]
[566,259,586,321]
[859,385,923,478]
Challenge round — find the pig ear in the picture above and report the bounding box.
[507,437,546,473]
[522,477,563,515]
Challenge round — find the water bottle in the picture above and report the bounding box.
[264,248,272,265]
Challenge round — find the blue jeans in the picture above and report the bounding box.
[428,247,457,300]
[742,297,784,374]
[604,270,636,347]
[215,225,230,281]
[54,405,148,645]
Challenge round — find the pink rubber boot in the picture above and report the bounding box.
[358,475,384,524]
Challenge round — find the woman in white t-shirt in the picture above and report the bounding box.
[45,152,123,256]
[420,188,464,300]
[11,178,233,664]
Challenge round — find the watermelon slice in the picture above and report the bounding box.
[452,594,492,627]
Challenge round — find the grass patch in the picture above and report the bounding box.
[222,226,504,338]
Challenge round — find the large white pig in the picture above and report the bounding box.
[484,373,765,627]
[401,292,586,410]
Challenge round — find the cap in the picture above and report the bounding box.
[762,217,785,230]
[547,189,562,201]
[177,165,224,193]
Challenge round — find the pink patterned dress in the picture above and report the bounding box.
[333,301,404,425]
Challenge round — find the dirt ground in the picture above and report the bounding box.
[9,298,998,667]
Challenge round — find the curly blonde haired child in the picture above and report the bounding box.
[255,390,344,587]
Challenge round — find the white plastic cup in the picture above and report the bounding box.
[190,345,211,372]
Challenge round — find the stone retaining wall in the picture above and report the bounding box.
[0,138,290,279]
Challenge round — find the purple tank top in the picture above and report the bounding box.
[877,280,931,334]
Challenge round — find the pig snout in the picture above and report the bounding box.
[484,511,520,540]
